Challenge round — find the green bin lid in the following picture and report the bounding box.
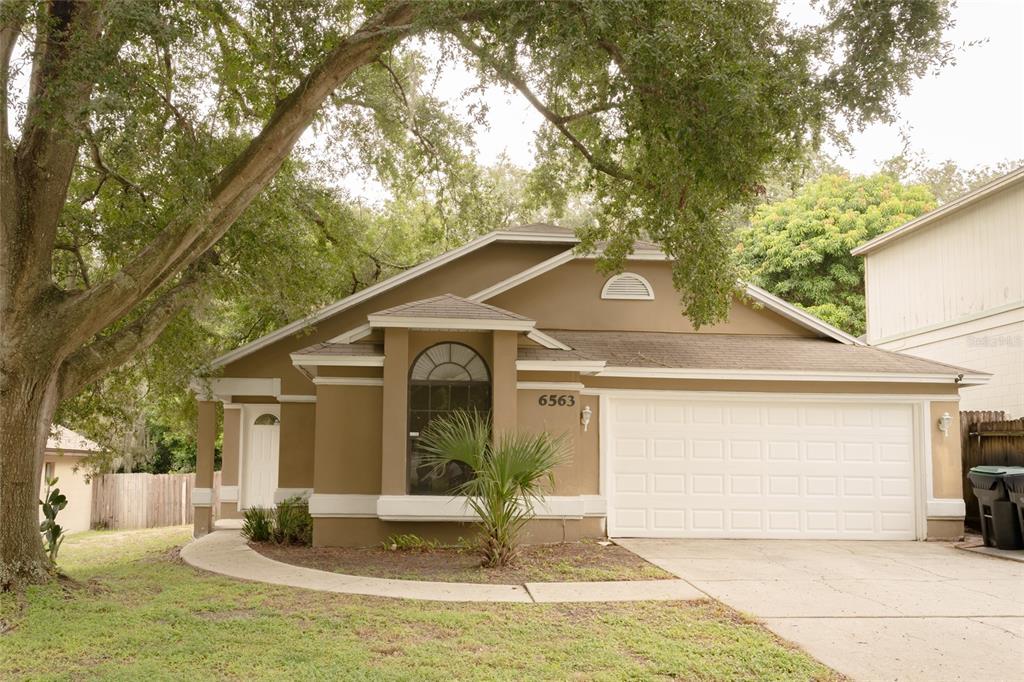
[1000,466,1024,476]
[969,465,1011,476]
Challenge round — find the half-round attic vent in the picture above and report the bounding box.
[601,273,655,300]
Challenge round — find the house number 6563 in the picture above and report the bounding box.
[538,394,575,407]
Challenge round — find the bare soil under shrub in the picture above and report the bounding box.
[250,540,674,584]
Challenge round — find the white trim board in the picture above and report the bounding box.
[210,230,577,368]
[595,366,987,385]
[278,394,316,403]
[365,316,535,332]
[870,303,1024,349]
[192,487,213,506]
[219,486,239,503]
[580,388,961,403]
[291,354,385,367]
[312,377,384,387]
[517,381,586,391]
[274,488,313,504]
[308,494,606,520]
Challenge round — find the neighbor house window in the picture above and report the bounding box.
[44,462,55,481]
[408,342,490,495]
[253,413,280,426]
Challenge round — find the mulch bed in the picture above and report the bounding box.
[250,540,674,584]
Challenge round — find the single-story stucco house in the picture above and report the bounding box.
[40,425,101,534]
[192,224,988,545]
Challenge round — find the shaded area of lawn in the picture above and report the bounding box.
[252,539,674,584]
[0,527,842,681]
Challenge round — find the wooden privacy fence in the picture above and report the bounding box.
[960,410,1024,529]
[90,471,221,530]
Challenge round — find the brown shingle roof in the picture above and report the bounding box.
[293,341,383,357]
[369,294,531,322]
[523,330,984,376]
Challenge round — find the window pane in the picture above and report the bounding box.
[409,411,430,433]
[468,385,491,412]
[448,384,470,409]
[409,384,429,410]
[430,385,450,410]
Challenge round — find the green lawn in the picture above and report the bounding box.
[0,527,840,681]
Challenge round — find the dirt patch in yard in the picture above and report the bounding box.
[250,540,674,584]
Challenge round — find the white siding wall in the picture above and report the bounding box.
[879,321,1023,418]
[39,456,93,533]
[864,182,1024,344]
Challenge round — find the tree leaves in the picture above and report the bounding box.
[736,173,936,336]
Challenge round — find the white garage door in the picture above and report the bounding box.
[607,397,918,539]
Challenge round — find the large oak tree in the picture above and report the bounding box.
[0,0,953,587]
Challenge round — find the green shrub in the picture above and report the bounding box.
[273,496,312,545]
[418,410,568,567]
[383,533,441,552]
[241,506,273,542]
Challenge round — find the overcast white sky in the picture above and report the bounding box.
[440,0,1024,176]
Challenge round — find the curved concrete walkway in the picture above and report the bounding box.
[180,529,703,604]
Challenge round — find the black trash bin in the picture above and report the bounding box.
[967,466,1023,549]
[1002,467,1024,546]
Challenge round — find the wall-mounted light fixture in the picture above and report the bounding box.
[581,405,593,432]
[937,412,953,437]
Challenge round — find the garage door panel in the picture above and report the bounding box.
[608,397,918,540]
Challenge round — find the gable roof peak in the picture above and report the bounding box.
[369,293,532,323]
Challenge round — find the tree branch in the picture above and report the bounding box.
[57,261,208,402]
[63,1,423,343]
[453,30,634,184]
[53,239,91,288]
[6,1,102,307]
[0,0,28,153]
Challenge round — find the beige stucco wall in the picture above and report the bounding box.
[929,400,963,500]
[516,387,583,495]
[279,402,315,489]
[490,259,816,336]
[314,384,383,495]
[40,455,92,533]
[221,406,241,486]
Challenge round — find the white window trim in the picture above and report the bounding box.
[601,272,655,300]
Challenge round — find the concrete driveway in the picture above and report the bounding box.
[617,539,1024,682]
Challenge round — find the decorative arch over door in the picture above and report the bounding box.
[408,342,491,495]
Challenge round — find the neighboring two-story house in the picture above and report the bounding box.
[853,167,1024,417]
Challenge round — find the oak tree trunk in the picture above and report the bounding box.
[0,361,61,588]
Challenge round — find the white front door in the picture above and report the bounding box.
[241,405,280,509]
[606,396,918,539]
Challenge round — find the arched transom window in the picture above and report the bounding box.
[408,342,490,495]
[410,342,489,382]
